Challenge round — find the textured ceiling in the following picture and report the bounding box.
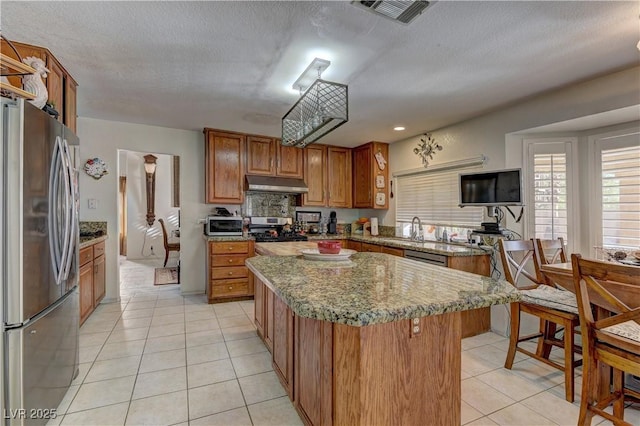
[2,1,639,147]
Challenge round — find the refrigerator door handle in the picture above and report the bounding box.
[61,139,76,280]
[48,137,64,284]
[57,138,72,284]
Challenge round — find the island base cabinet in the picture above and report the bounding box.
[294,316,333,426]
[293,312,462,426]
[272,295,294,399]
[332,313,462,426]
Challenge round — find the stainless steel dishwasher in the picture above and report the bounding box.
[404,249,448,266]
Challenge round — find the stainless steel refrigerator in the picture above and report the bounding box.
[1,98,80,425]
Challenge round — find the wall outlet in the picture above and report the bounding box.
[88,199,98,209]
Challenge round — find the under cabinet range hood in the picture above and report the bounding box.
[245,175,309,194]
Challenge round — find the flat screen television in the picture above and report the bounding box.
[459,168,523,206]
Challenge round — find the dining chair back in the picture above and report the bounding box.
[571,254,640,426]
[158,218,180,267]
[498,239,582,402]
[534,238,568,287]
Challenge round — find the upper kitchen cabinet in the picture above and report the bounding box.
[276,143,303,179]
[301,144,352,208]
[327,146,352,208]
[353,141,389,209]
[204,128,245,204]
[301,144,327,206]
[246,135,276,175]
[1,40,78,133]
[246,135,303,179]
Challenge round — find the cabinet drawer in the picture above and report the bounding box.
[210,266,248,280]
[210,241,249,254]
[361,242,382,253]
[211,254,249,267]
[381,246,404,257]
[79,246,93,266]
[210,279,249,297]
[93,241,105,258]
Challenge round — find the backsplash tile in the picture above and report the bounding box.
[242,193,296,218]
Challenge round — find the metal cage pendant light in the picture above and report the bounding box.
[281,58,348,148]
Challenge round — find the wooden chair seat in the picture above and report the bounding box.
[499,239,582,403]
[571,254,640,426]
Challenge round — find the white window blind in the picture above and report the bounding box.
[395,164,483,227]
[532,153,568,240]
[600,144,640,249]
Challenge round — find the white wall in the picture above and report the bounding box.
[383,66,639,335]
[124,151,180,264]
[78,118,209,301]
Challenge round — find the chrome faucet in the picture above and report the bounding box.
[410,216,423,242]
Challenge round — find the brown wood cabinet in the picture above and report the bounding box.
[254,275,266,339]
[272,294,294,398]
[79,240,106,325]
[344,240,362,251]
[360,242,382,253]
[352,142,389,209]
[246,135,304,179]
[265,288,274,352]
[206,240,254,303]
[381,245,404,257]
[204,129,245,204]
[294,315,333,426]
[327,146,352,208]
[301,144,352,208]
[302,144,327,206]
[277,143,304,178]
[1,40,78,132]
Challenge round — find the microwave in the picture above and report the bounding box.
[205,216,243,236]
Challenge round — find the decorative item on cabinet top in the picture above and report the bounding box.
[84,158,109,179]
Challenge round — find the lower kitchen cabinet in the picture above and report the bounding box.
[272,294,294,398]
[206,240,254,303]
[360,242,382,253]
[254,275,274,352]
[294,315,333,426]
[381,245,404,257]
[79,240,106,326]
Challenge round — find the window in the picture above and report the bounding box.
[524,138,578,253]
[395,158,484,236]
[592,130,640,250]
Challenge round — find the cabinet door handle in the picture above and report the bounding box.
[228,286,233,290]
[228,259,233,263]
[228,271,233,275]
[228,247,233,250]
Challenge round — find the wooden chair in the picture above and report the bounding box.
[498,239,582,402]
[571,254,640,426]
[158,218,180,267]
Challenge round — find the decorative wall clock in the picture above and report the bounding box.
[413,133,443,167]
[84,158,109,179]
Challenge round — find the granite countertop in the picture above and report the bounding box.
[246,253,520,326]
[203,233,489,257]
[202,235,254,242]
[349,235,489,256]
[79,235,108,249]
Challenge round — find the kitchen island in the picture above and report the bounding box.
[246,253,520,426]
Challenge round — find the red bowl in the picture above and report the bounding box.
[317,240,341,254]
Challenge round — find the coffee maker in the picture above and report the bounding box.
[328,211,337,234]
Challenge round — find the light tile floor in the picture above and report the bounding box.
[49,259,639,425]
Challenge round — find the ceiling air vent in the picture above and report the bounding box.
[351,1,434,24]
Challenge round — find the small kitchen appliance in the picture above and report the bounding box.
[327,211,337,234]
[205,216,243,236]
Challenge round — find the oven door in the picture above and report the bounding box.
[206,217,243,236]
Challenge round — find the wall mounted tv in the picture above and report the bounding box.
[459,168,523,207]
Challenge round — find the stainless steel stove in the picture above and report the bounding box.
[249,217,308,243]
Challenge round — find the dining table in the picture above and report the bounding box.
[539,260,633,400]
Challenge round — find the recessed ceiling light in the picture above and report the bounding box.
[394,126,405,131]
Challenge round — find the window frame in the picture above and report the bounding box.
[588,127,640,255]
[523,137,579,254]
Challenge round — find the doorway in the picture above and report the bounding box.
[117,150,181,294]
